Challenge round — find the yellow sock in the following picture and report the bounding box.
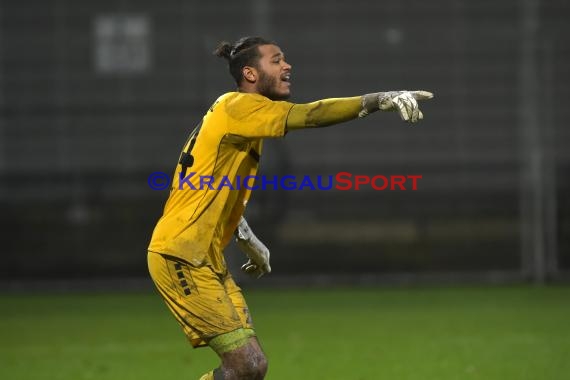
[198,370,214,380]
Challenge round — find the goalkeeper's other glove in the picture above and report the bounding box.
[359,90,434,123]
[235,217,271,279]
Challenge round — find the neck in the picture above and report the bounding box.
[238,82,259,94]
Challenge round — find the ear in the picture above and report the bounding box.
[242,66,257,83]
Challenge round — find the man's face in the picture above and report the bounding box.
[253,44,292,100]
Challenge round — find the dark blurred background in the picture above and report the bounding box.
[1,0,568,285]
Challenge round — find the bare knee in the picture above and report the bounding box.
[239,349,267,378]
[220,343,268,379]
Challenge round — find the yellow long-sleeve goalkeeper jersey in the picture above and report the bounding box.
[148,92,294,272]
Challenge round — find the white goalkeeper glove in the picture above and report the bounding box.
[235,217,271,279]
[359,90,434,123]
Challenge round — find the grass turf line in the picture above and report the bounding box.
[0,285,568,380]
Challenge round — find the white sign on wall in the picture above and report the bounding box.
[94,14,151,74]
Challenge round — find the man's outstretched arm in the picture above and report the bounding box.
[286,90,434,130]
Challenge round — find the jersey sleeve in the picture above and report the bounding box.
[285,97,362,129]
[224,93,294,138]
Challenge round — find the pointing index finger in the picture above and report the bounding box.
[410,90,434,100]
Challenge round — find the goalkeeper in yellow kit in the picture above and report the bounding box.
[147,36,433,380]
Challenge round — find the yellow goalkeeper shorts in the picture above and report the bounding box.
[147,250,254,348]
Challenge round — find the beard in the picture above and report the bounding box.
[257,70,290,101]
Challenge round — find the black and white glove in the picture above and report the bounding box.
[359,90,434,123]
[235,217,271,279]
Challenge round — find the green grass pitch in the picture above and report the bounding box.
[1,285,569,380]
